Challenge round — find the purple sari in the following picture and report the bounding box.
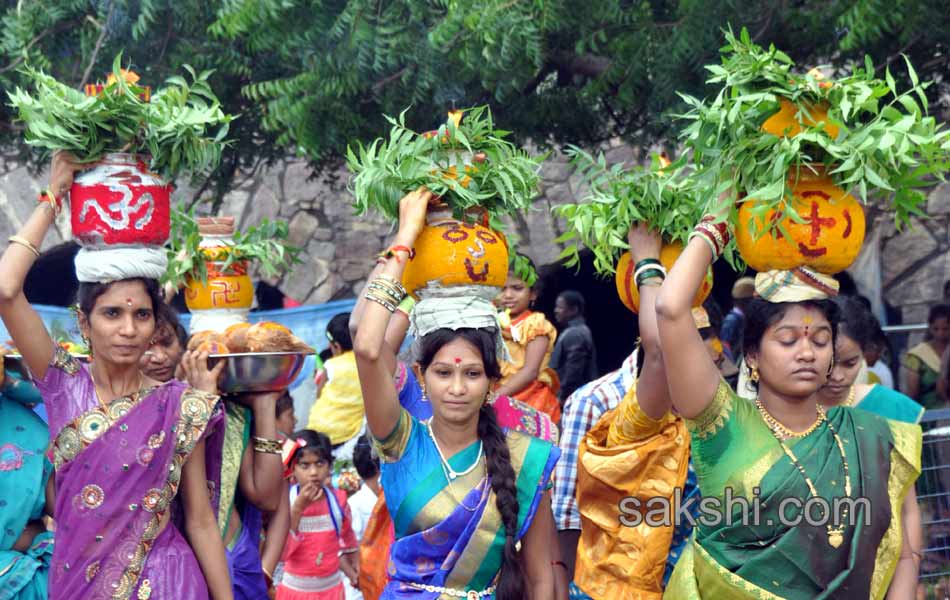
[37,348,224,600]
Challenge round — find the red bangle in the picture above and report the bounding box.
[377,244,415,264]
[38,188,62,215]
[389,245,415,259]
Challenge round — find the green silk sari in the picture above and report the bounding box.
[665,380,921,599]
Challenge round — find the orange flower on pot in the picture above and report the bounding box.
[761,98,840,139]
[615,242,713,313]
[736,167,866,274]
[402,206,509,298]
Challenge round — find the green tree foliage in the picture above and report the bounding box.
[2,0,948,203]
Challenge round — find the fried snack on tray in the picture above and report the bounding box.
[224,322,251,353]
[245,322,314,353]
[187,330,229,353]
[196,339,230,355]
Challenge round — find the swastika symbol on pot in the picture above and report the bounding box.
[210,280,243,307]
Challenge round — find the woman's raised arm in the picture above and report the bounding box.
[655,228,724,418]
[627,222,671,420]
[353,188,433,439]
[0,152,83,379]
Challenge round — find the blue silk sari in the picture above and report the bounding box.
[375,410,559,598]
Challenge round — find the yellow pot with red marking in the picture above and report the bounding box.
[402,207,509,298]
[736,167,865,274]
[184,257,255,311]
[615,242,713,313]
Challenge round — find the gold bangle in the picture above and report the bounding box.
[366,287,399,308]
[252,437,283,454]
[8,236,40,258]
[373,274,407,295]
[365,291,397,313]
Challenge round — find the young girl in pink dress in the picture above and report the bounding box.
[277,430,359,600]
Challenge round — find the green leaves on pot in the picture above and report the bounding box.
[8,53,234,180]
[347,106,544,222]
[554,148,703,276]
[163,207,302,288]
[678,27,950,229]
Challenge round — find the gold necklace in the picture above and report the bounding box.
[844,386,856,407]
[764,407,853,548]
[89,367,144,407]
[754,398,823,439]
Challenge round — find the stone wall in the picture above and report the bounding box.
[1,147,948,326]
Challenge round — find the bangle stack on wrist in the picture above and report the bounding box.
[365,275,408,312]
[688,215,732,263]
[633,258,667,289]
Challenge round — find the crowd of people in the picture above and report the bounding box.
[0,156,944,599]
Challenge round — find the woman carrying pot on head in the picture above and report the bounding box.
[0,152,234,599]
[818,295,924,424]
[655,213,922,598]
[353,188,560,600]
[346,250,563,600]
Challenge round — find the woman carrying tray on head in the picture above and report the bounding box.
[0,153,234,600]
[353,188,560,600]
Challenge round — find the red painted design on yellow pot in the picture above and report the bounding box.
[615,242,713,314]
[184,260,254,310]
[402,208,509,298]
[736,167,865,274]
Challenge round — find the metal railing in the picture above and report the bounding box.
[919,408,950,595]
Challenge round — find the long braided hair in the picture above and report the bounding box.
[417,328,525,599]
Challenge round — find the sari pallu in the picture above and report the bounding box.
[37,349,223,600]
[665,380,922,599]
[376,411,559,599]
[574,386,693,600]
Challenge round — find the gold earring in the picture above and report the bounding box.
[750,367,760,382]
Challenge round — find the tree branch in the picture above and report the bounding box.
[550,52,611,79]
[0,20,76,74]
[371,67,409,93]
[80,2,115,88]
